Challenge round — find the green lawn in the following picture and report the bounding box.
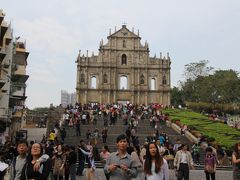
[163,109,240,150]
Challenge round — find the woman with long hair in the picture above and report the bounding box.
[144,142,169,180]
[20,143,52,180]
[52,144,66,180]
[232,142,240,180]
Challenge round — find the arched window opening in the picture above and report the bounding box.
[103,74,108,83]
[80,73,85,83]
[120,75,128,90]
[123,40,126,48]
[91,76,97,89]
[121,54,127,65]
[162,75,167,85]
[140,74,144,84]
[150,78,156,90]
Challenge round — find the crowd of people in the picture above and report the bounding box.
[0,135,239,180]
[207,112,240,129]
[0,102,239,180]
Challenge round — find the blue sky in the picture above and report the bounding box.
[1,0,240,108]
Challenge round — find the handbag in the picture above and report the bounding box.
[204,164,214,173]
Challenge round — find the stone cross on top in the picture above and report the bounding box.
[122,21,127,27]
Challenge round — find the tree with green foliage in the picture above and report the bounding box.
[176,60,240,114]
[171,87,184,106]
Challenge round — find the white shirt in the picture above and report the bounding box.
[180,151,188,164]
[145,159,169,180]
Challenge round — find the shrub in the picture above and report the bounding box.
[171,118,180,123]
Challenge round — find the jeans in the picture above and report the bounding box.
[69,164,76,180]
[77,160,85,175]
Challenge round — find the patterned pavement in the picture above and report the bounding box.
[77,169,233,180]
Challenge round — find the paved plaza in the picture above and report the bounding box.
[81,169,233,180]
[25,127,47,142]
[4,169,233,180]
[77,169,233,180]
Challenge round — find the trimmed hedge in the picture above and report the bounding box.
[163,108,240,151]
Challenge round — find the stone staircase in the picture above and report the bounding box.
[63,116,233,171]
[64,117,191,152]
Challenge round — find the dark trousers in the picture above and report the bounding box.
[205,172,215,180]
[177,163,189,180]
[65,164,69,180]
[102,136,107,143]
[69,164,76,180]
[76,128,81,136]
[54,175,63,180]
[77,160,85,175]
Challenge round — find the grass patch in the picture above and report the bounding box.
[163,108,240,150]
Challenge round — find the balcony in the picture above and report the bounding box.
[0,79,6,89]
[0,107,9,119]
[0,10,5,24]
[0,21,8,47]
[11,74,29,83]
[14,50,29,62]
[5,35,12,45]
[10,95,27,101]
[0,49,6,62]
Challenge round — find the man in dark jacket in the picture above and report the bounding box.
[77,140,89,176]
[69,146,77,180]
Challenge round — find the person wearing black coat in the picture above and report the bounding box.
[20,143,52,180]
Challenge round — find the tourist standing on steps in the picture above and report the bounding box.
[48,130,56,143]
[60,128,66,143]
[52,144,66,180]
[20,143,52,180]
[75,118,81,136]
[77,140,89,176]
[80,146,96,180]
[104,134,138,180]
[173,139,182,155]
[232,142,240,180]
[191,143,200,164]
[100,145,111,180]
[204,147,217,180]
[131,145,145,180]
[102,127,108,143]
[143,142,169,180]
[68,146,77,180]
[174,144,194,180]
[9,140,49,180]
